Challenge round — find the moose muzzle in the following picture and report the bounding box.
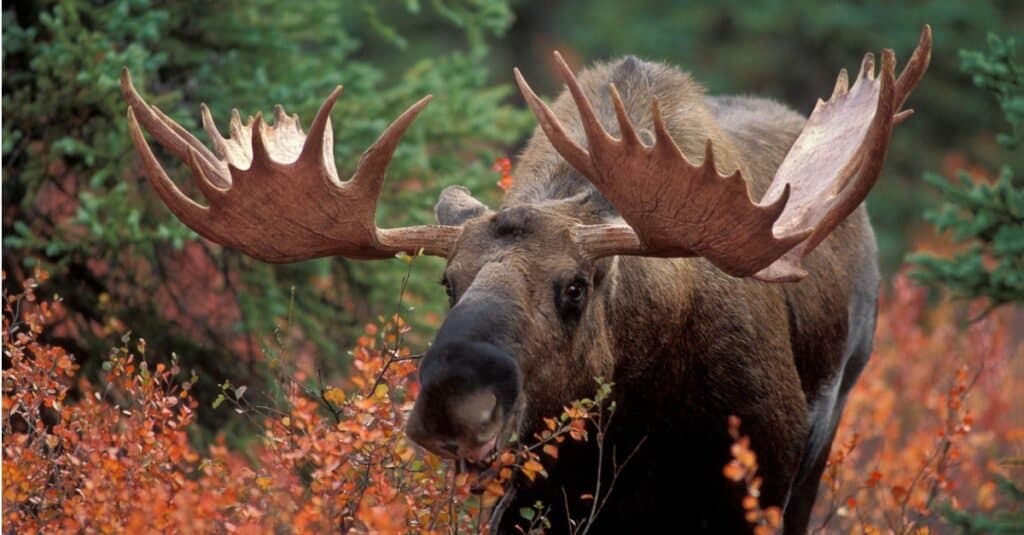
[406,295,523,465]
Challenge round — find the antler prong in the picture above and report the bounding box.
[351,94,433,200]
[608,83,641,147]
[299,85,343,164]
[228,109,246,143]
[126,107,211,225]
[650,98,673,150]
[880,48,897,83]
[185,147,229,203]
[249,113,275,171]
[893,109,914,124]
[143,103,227,186]
[513,66,596,178]
[833,68,849,99]
[148,104,221,172]
[702,139,717,177]
[858,52,876,80]
[200,103,230,162]
[894,24,932,112]
[553,52,614,152]
[763,183,793,222]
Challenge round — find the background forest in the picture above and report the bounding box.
[3,0,1023,533]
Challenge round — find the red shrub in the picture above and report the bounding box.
[807,275,1022,533]
[4,268,1021,533]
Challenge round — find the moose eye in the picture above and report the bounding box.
[564,281,586,304]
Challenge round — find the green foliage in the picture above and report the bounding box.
[2,0,529,433]
[909,33,1024,309]
[940,474,1024,534]
[909,167,1024,306]
[961,34,1024,149]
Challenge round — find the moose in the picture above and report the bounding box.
[122,26,931,534]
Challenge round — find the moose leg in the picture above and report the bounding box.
[784,283,878,534]
[783,423,837,534]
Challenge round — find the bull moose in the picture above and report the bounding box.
[122,25,931,534]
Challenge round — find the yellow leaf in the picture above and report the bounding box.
[323,387,346,405]
[523,459,546,480]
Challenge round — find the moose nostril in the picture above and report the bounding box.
[454,390,498,430]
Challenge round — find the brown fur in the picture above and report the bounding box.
[410,56,879,534]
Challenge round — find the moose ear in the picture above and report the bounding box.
[435,185,490,226]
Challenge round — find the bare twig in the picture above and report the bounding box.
[367,255,417,397]
[315,367,343,424]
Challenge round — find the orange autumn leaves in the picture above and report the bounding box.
[809,276,1021,533]
[724,275,1021,534]
[723,416,784,535]
[1,270,597,533]
[4,264,1022,533]
[494,157,514,192]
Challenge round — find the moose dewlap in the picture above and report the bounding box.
[124,26,931,534]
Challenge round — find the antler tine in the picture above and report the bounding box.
[123,69,461,262]
[229,109,248,149]
[350,94,434,203]
[149,104,223,174]
[551,52,619,158]
[121,69,227,193]
[858,52,876,81]
[184,147,229,203]
[126,107,215,237]
[299,85,343,169]
[514,66,597,179]
[894,24,933,124]
[832,69,850,99]
[650,98,668,146]
[608,83,643,147]
[897,25,933,107]
[249,113,274,171]
[200,103,230,164]
[272,104,288,126]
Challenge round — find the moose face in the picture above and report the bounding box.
[404,199,614,468]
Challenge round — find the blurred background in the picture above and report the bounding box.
[3,0,1022,438]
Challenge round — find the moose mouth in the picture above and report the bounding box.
[464,435,500,467]
[459,429,508,476]
[461,403,526,478]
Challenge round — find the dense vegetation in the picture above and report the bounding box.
[3,0,1022,532]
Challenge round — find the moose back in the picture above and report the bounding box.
[123,26,931,533]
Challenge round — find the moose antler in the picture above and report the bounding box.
[515,25,931,282]
[122,69,461,262]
